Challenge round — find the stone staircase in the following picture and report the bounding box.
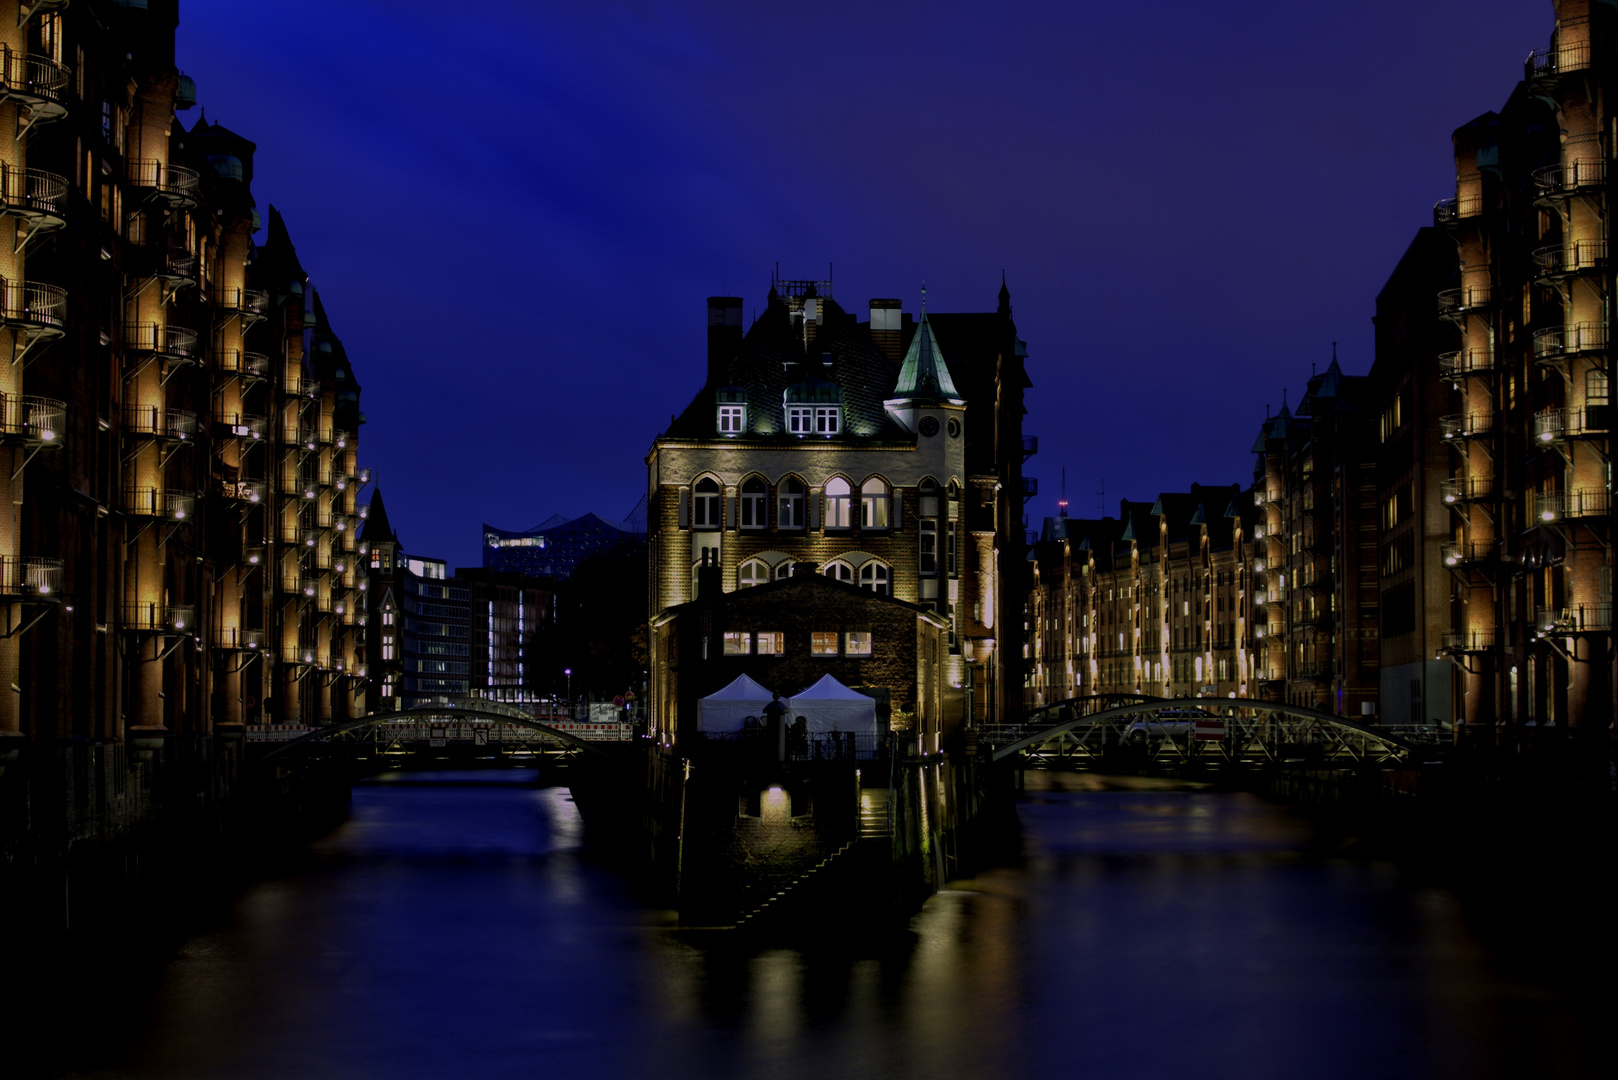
[732,787,893,931]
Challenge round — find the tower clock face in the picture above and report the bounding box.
[919,416,940,437]
[947,418,961,438]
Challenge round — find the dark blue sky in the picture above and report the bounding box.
[179,1,1548,569]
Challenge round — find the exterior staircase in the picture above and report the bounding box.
[732,787,894,931]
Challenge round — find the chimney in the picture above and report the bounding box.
[869,299,902,363]
[707,297,743,385]
[696,548,724,601]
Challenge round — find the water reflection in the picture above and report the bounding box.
[37,770,1613,1080]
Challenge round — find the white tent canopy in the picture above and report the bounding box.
[787,674,879,735]
[697,673,774,733]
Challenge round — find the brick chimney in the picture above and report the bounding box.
[869,299,903,363]
[707,297,743,385]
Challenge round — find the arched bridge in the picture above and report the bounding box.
[255,702,612,763]
[982,697,1439,767]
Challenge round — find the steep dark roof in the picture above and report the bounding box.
[361,488,396,544]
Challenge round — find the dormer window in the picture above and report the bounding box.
[784,376,842,438]
[716,387,747,436]
[787,405,814,435]
[814,406,841,435]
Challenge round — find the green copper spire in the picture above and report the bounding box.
[892,301,962,403]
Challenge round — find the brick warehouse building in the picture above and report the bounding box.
[0,0,371,766]
[646,275,1032,743]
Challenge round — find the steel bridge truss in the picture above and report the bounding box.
[983,696,1430,768]
[255,701,609,762]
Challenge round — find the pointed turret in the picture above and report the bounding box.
[891,309,963,403]
[998,273,1012,317]
[360,488,397,546]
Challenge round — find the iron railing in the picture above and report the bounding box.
[1528,488,1610,522]
[1532,159,1606,197]
[1533,405,1609,442]
[213,286,269,315]
[0,393,63,442]
[1439,413,1494,440]
[124,601,194,633]
[124,321,198,358]
[1533,322,1606,362]
[215,411,268,441]
[123,488,195,520]
[1442,629,1496,653]
[1438,348,1495,379]
[123,405,196,441]
[1533,239,1606,279]
[215,626,266,650]
[1441,540,1494,567]
[0,164,67,220]
[125,159,200,203]
[0,281,66,331]
[0,47,68,108]
[0,555,62,597]
[1440,475,1493,504]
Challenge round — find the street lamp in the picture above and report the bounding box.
[564,667,572,715]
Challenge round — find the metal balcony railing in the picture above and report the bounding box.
[1440,413,1494,441]
[1533,239,1606,279]
[216,350,273,380]
[215,411,268,442]
[124,601,194,633]
[124,488,195,520]
[1528,488,1611,523]
[124,405,196,442]
[1533,159,1606,198]
[124,321,198,359]
[0,281,66,334]
[1528,38,1592,81]
[0,393,63,443]
[1442,629,1496,653]
[0,47,68,119]
[1441,540,1494,567]
[215,626,266,651]
[125,159,200,206]
[0,164,67,224]
[219,478,266,504]
[0,555,62,597]
[1022,434,1038,457]
[1556,603,1613,632]
[1437,284,1491,316]
[1534,405,1609,443]
[1441,476,1493,504]
[1438,348,1495,379]
[1433,193,1484,226]
[1533,322,1607,362]
[136,246,197,285]
[212,286,269,316]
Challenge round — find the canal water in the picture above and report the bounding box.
[24,770,1616,1079]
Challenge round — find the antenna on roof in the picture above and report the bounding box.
[1059,467,1068,518]
[921,281,927,313]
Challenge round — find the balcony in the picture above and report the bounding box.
[213,286,269,320]
[133,245,198,287]
[124,488,195,521]
[333,429,353,450]
[0,48,69,124]
[1527,38,1592,82]
[215,626,266,651]
[1441,540,1494,568]
[1440,475,1493,505]
[1437,284,1491,318]
[126,159,200,208]
[216,349,272,382]
[215,411,268,442]
[1438,348,1495,381]
[281,571,316,597]
[1534,405,1609,443]
[1532,239,1606,281]
[124,405,196,442]
[0,393,63,444]
[1533,159,1606,200]
[1022,434,1038,460]
[124,601,194,634]
[0,281,66,338]
[1528,488,1610,523]
[219,478,267,504]
[0,164,67,233]
[1432,193,1484,227]
[1550,603,1613,633]
[0,555,62,598]
[1442,629,1496,654]
[1533,322,1606,365]
[124,322,198,363]
[1440,413,1494,441]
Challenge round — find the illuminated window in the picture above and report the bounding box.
[861,478,889,528]
[811,631,840,657]
[814,406,841,435]
[778,478,806,529]
[692,477,721,529]
[860,561,890,596]
[723,632,750,655]
[825,478,852,528]
[844,631,873,656]
[738,559,769,589]
[787,406,814,435]
[824,561,853,583]
[919,520,938,575]
[718,404,745,434]
[756,631,783,655]
[740,477,766,528]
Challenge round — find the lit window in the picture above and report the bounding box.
[845,631,873,657]
[740,477,767,529]
[723,632,751,655]
[861,478,889,528]
[756,631,783,655]
[774,562,796,579]
[778,478,806,529]
[825,478,852,529]
[738,559,769,589]
[718,404,745,434]
[692,477,721,529]
[920,520,938,576]
[824,561,853,583]
[787,406,814,435]
[811,631,840,657]
[860,561,890,596]
[814,406,841,435]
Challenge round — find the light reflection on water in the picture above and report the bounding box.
[54,770,1612,1080]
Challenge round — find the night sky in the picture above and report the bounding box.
[177,1,1549,569]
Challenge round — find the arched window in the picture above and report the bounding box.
[774,561,796,579]
[738,559,769,589]
[740,477,767,529]
[692,477,721,529]
[861,478,890,529]
[824,561,853,583]
[860,560,890,596]
[778,477,806,529]
[825,477,852,529]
